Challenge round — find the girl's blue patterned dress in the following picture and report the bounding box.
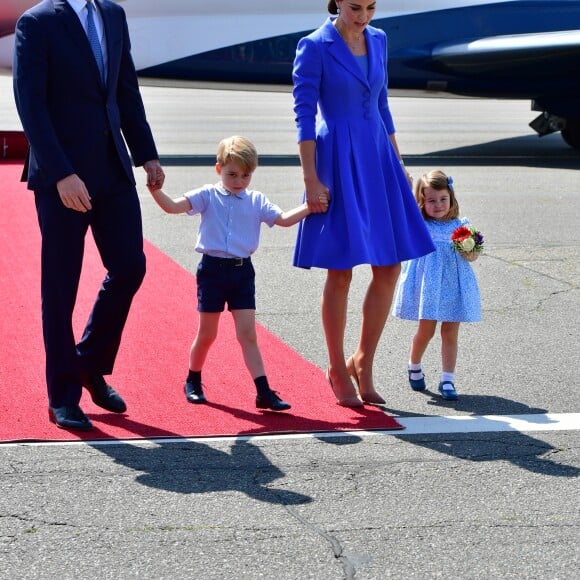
[393,218,481,322]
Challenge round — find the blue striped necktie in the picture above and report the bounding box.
[85,1,105,84]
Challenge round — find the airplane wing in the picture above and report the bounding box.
[431,29,580,75]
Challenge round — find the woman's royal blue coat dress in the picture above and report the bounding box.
[292,17,435,269]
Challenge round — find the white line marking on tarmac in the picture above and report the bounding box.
[1,413,578,447]
[395,413,580,434]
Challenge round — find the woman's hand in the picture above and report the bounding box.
[402,166,413,189]
[304,176,330,213]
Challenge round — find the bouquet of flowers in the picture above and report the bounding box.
[451,225,484,254]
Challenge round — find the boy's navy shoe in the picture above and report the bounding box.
[256,390,291,411]
[438,381,458,401]
[408,370,426,391]
[184,381,207,404]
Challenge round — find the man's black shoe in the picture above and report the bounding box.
[82,374,127,413]
[49,405,93,431]
[184,380,207,404]
[256,390,291,411]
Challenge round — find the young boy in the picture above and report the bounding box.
[147,136,327,411]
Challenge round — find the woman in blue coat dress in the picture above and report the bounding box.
[292,0,435,407]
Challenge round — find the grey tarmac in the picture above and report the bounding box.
[0,75,578,579]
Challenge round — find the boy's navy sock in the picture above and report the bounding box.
[254,375,271,396]
[187,370,202,385]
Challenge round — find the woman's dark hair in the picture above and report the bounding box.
[328,1,338,15]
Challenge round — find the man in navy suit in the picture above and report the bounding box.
[13,0,165,431]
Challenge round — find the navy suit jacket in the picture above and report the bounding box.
[13,0,158,191]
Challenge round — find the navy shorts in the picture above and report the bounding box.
[196,255,256,312]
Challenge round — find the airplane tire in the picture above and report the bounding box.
[561,119,580,149]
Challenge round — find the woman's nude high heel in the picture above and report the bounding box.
[326,369,363,408]
[346,357,386,405]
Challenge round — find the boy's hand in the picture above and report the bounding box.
[317,193,329,211]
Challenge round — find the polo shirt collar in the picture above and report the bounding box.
[216,182,248,199]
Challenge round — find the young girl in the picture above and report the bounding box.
[393,170,482,400]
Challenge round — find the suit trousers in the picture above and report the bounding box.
[34,144,146,407]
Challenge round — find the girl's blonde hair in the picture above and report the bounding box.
[414,169,460,220]
[216,136,258,172]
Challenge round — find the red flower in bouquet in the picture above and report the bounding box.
[451,226,472,244]
[451,225,484,253]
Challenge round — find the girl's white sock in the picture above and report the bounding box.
[441,371,455,384]
[408,362,423,380]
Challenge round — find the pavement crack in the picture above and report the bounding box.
[281,502,358,579]
[260,482,360,578]
[487,254,579,289]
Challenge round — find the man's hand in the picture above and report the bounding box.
[56,174,92,212]
[143,159,165,191]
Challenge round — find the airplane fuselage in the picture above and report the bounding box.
[1,0,580,146]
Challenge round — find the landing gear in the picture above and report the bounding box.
[561,119,580,149]
[529,112,580,149]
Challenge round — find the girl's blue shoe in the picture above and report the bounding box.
[438,381,458,400]
[408,370,426,391]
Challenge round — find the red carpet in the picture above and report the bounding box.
[0,162,403,442]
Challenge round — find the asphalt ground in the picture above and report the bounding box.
[1,74,579,579]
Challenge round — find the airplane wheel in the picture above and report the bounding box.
[561,119,580,149]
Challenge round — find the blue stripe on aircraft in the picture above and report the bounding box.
[138,2,580,117]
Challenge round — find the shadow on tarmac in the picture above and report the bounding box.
[87,393,576,506]
[386,393,580,478]
[158,135,580,169]
[405,134,580,169]
[88,415,313,505]
[204,400,390,435]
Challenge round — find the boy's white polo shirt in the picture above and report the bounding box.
[185,182,282,259]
